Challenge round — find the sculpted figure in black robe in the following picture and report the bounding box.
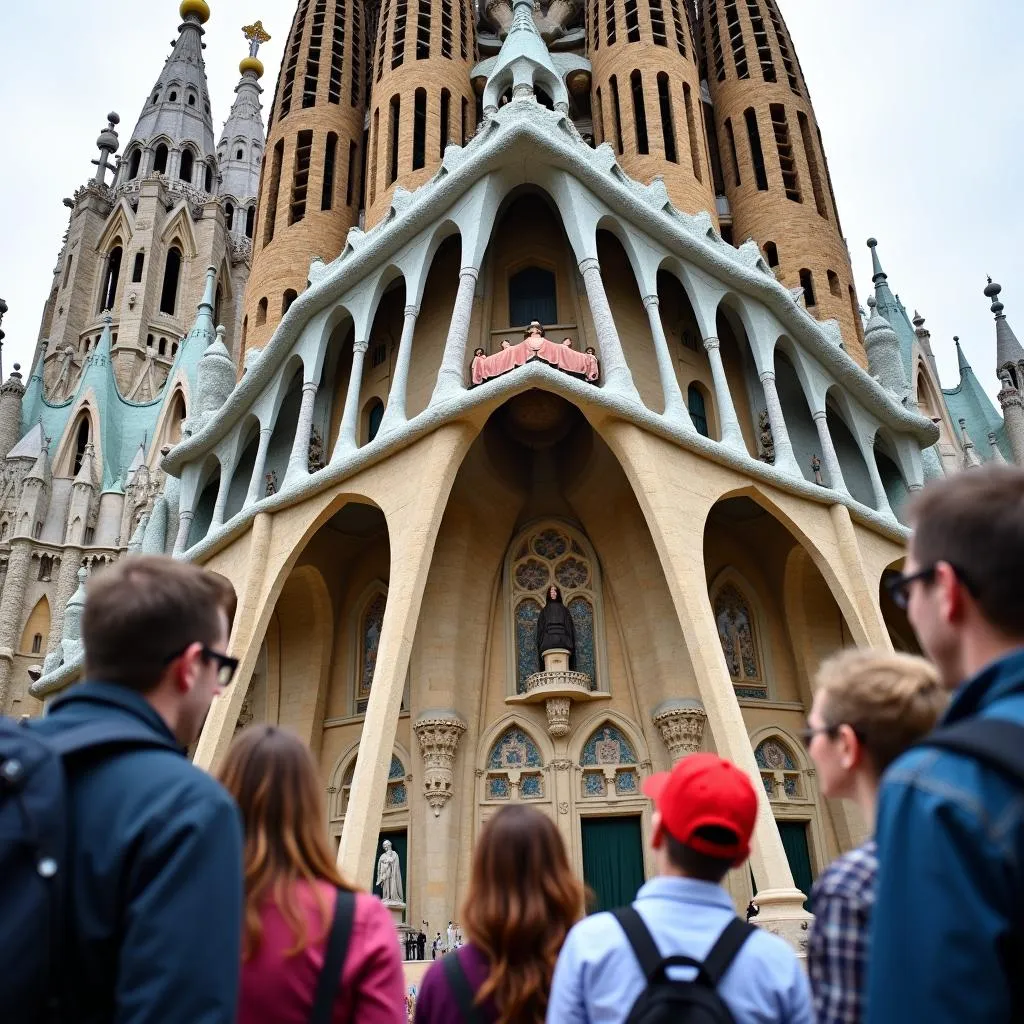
[537,584,576,667]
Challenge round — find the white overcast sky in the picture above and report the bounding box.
[0,0,1020,399]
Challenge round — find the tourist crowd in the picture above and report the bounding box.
[1,465,1022,1024]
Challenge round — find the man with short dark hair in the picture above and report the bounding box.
[546,753,812,1023]
[33,555,244,1024]
[867,465,1024,1023]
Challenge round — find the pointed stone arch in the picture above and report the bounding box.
[159,206,200,259]
[327,740,412,831]
[20,596,51,656]
[53,400,102,480]
[478,719,551,806]
[95,201,136,256]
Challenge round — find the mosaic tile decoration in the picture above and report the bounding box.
[386,782,407,807]
[568,597,596,686]
[761,774,775,797]
[583,771,607,797]
[515,600,542,692]
[755,738,797,771]
[784,775,799,799]
[488,727,543,769]
[581,725,637,766]
[615,770,639,795]
[520,774,543,798]
[487,776,510,800]
[389,755,405,779]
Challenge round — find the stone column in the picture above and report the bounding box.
[812,410,848,494]
[414,710,468,936]
[333,341,369,458]
[431,269,479,402]
[46,548,84,660]
[284,381,319,484]
[862,438,896,520]
[642,295,688,421]
[0,539,33,713]
[414,711,467,816]
[652,699,708,764]
[758,371,801,476]
[244,427,274,507]
[378,305,420,434]
[702,337,746,452]
[172,512,194,555]
[211,468,233,529]
[579,259,638,397]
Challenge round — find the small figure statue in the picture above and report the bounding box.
[473,347,486,358]
[307,424,325,473]
[376,838,404,903]
[447,921,455,952]
[537,584,576,666]
[561,336,574,347]
[264,470,278,496]
[757,410,775,465]
[811,453,824,486]
[501,338,512,350]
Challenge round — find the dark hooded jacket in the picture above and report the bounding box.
[31,681,243,1024]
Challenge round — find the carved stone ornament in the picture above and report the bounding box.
[545,696,572,737]
[757,410,776,465]
[414,710,467,816]
[651,699,707,764]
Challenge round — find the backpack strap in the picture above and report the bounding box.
[701,918,755,986]
[44,719,180,759]
[308,887,356,1024]
[611,906,664,981]
[442,950,488,1023]
[924,718,1024,788]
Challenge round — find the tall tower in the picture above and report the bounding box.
[243,0,370,356]
[364,0,478,226]
[586,0,717,217]
[697,0,866,366]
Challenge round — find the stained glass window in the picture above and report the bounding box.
[755,738,803,804]
[581,725,638,766]
[714,583,767,698]
[509,524,602,692]
[755,739,796,770]
[357,592,387,712]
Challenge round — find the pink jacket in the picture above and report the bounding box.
[238,881,406,1024]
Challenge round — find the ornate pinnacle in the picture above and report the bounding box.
[243,21,272,57]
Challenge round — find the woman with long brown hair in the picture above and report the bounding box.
[414,804,584,1024]
[220,725,406,1024]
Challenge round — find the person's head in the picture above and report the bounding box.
[643,753,758,884]
[462,805,584,1024]
[585,347,596,355]
[548,585,561,602]
[474,347,485,357]
[562,337,573,347]
[218,725,353,960]
[807,649,946,800]
[82,555,237,745]
[891,466,1024,686]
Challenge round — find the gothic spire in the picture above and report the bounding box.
[984,278,1024,375]
[217,23,270,206]
[124,1,217,182]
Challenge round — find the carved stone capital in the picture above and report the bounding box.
[550,757,574,772]
[651,698,707,764]
[414,710,467,816]
[353,339,370,354]
[703,336,721,352]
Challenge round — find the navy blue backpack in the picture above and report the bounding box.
[0,716,176,1022]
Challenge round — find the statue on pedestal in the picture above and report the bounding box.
[376,839,404,903]
[537,584,576,667]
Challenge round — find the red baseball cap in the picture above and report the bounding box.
[642,753,758,867]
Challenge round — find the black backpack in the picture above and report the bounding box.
[612,907,754,1024]
[0,716,179,1023]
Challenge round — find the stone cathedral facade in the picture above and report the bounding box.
[4,0,1024,957]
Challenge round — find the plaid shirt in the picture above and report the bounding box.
[807,839,877,1024]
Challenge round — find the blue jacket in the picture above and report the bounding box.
[33,682,244,1024]
[866,648,1024,1023]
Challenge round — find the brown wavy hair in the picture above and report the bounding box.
[462,804,584,1024]
[218,725,355,960]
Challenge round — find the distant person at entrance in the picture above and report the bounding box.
[221,725,406,1024]
[414,804,584,1024]
[546,753,812,1024]
[804,649,946,1024]
[867,466,1024,1023]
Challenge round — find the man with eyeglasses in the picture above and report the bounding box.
[866,465,1024,1024]
[31,555,244,1024]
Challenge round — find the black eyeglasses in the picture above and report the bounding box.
[164,644,239,686]
[884,566,937,610]
[799,725,840,748]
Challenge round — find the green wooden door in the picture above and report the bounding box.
[581,815,646,914]
[373,829,408,921]
[777,820,814,911]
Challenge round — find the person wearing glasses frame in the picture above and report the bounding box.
[27,555,245,1024]
[865,465,1024,1024]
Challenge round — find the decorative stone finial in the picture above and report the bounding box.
[414,711,467,816]
[652,699,707,764]
[92,112,121,185]
[179,0,211,24]
[241,21,271,77]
